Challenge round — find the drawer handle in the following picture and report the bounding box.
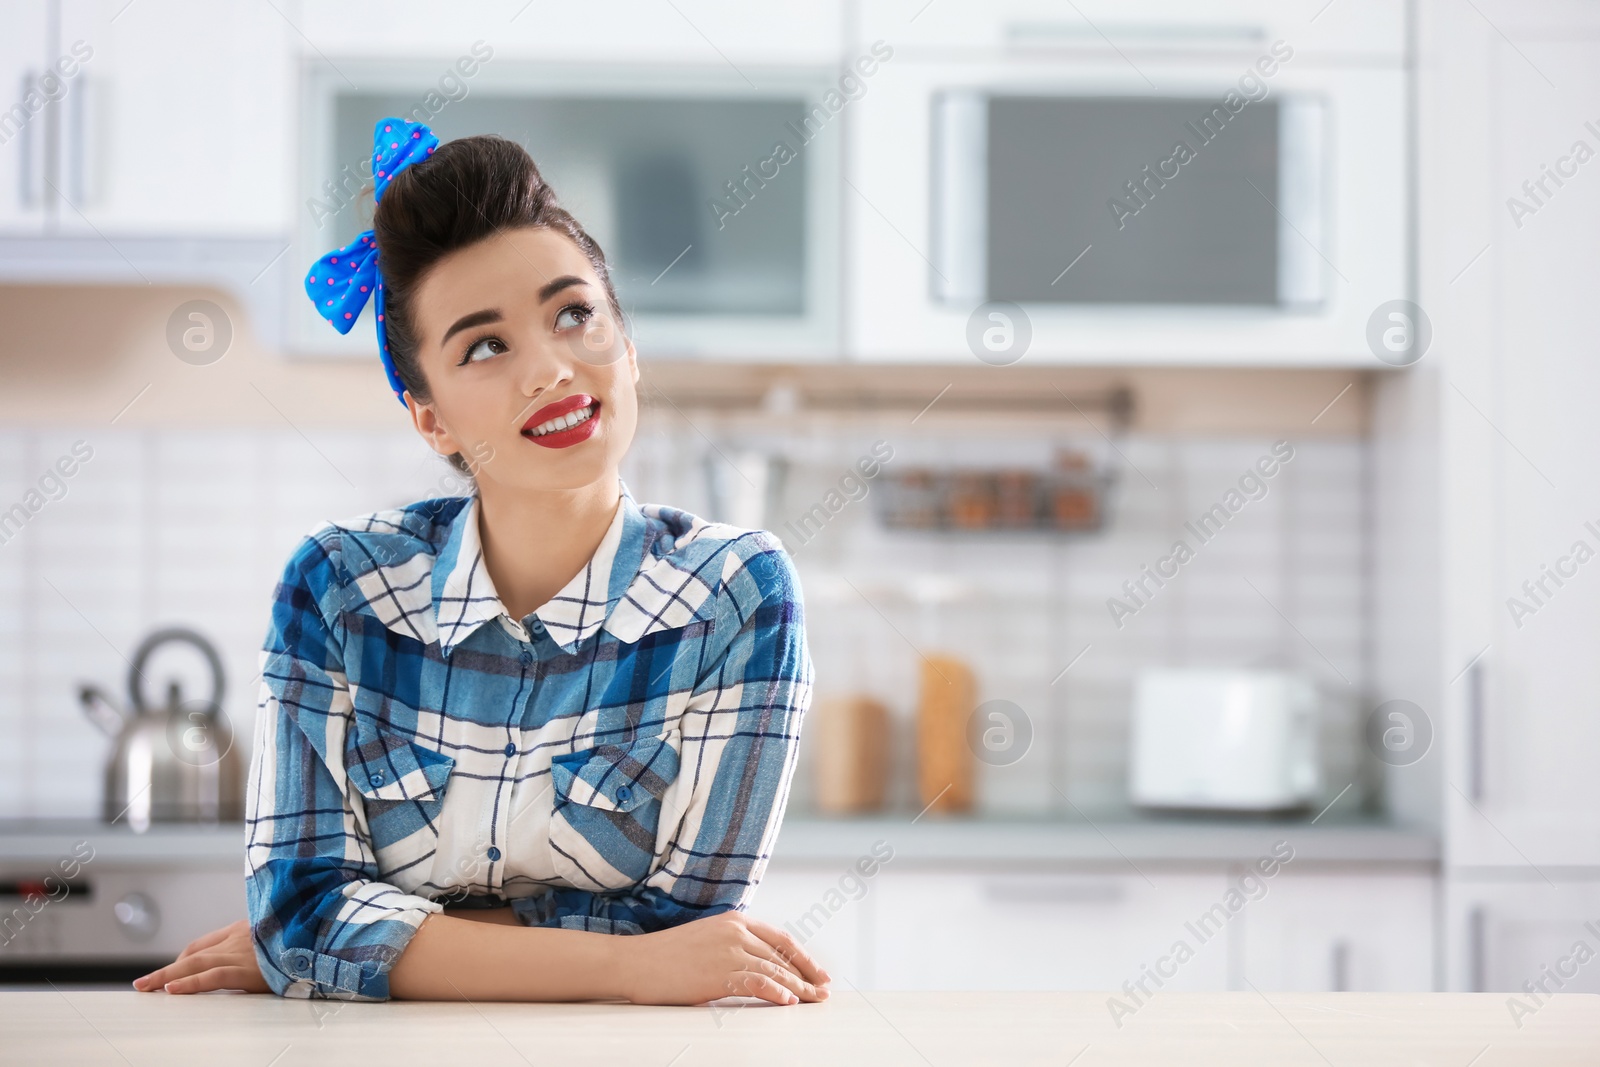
[982,880,1125,905]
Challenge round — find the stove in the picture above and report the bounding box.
[0,820,243,982]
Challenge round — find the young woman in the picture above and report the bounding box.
[132,118,824,1006]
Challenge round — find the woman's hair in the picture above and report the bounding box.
[372,134,625,472]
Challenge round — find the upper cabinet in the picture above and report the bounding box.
[0,0,1421,366]
[298,0,844,66]
[291,57,843,358]
[0,0,292,237]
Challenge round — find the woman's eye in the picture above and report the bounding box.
[460,337,507,365]
[554,303,594,331]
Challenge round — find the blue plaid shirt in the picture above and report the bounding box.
[245,480,812,1000]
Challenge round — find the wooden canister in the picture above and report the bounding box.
[916,655,975,814]
[811,695,891,814]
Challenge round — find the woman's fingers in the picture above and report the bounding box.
[742,950,826,1003]
[724,968,802,1006]
[163,965,267,995]
[134,950,233,991]
[740,936,827,1001]
[176,920,244,961]
[742,916,831,985]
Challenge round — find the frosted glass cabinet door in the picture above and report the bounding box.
[297,65,842,358]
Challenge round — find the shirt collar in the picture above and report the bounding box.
[432,478,649,657]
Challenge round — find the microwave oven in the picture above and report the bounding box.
[846,34,1408,364]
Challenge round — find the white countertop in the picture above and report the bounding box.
[774,813,1438,867]
[1,990,1593,1065]
[0,814,1438,868]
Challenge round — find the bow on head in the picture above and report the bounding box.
[304,117,440,404]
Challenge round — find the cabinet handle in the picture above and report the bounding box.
[1467,658,1486,802]
[1329,938,1350,992]
[981,879,1124,906]
[17,72,40,210]
[65,72,87,206]
[1468,906,1487,992]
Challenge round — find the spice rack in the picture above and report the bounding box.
[874,449,1116,534]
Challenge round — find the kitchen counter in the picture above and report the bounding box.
[775,813,1438,867]
[1,990,1593,1065]
[0,814,1437,869]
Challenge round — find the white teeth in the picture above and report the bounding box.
[527,404,595,437]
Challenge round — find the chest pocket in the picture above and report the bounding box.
[346,726,456,851]
[548,730,680,890]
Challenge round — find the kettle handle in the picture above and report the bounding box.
[129,627,226,717]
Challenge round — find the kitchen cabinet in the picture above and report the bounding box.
[1447,877,1600,995]
[291,58,843,357]
[0,0,291,237]
[854,0,1406,58]
[1446,29,1600,870]
[0,4,52,232]
[1238,870,1436,991]
[1412,5,1600,879]
[299,0,845,66]
[1379,0,1600,992]
[758,854,1436,992]
[869,869,1232,991]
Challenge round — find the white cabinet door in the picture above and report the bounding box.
[743,862,871,988]
[50,0,292,235]
[855,0,1405,59]
[1448,879,1600,995]
[1448,35,1600,868]
[0,4,55,232]
[870,869,1230,991]
[300,1,843,65]
[1239,871,1435,991]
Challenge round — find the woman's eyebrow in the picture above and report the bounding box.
[438,277,588,345]
[538,275,586,302]
[441,308,501,346]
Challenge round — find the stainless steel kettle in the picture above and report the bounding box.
[79,627,244,831]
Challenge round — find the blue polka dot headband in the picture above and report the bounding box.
[304,116,440,405]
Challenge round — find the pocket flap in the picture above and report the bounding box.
[347,728,455,803]
[550,732,680,813]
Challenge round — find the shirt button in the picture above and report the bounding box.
[528,618,546,635]
[615,785,632,802]
[519,650,533,665]
[503,743,516,757]
[486,846,502,862]
[369,770,385,785]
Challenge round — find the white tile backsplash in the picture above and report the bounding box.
[0,418,1369,821]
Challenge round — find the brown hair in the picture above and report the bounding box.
[371,134,624,471]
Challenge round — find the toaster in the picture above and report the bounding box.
[1129,669,1321,812]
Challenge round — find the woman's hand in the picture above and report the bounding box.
[621,911,831,1007]
[133,919,269,994]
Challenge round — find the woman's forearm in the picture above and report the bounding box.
[388,913,627,1001]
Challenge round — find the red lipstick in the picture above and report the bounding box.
[521,393,600,449]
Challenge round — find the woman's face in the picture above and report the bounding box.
[404,226,638,495]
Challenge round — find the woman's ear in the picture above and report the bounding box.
[406,392,466,460]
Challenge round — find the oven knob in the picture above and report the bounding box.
[113,892,160,942]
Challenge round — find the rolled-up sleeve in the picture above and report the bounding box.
[245,532,442,1000]
[512,533,812,933]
